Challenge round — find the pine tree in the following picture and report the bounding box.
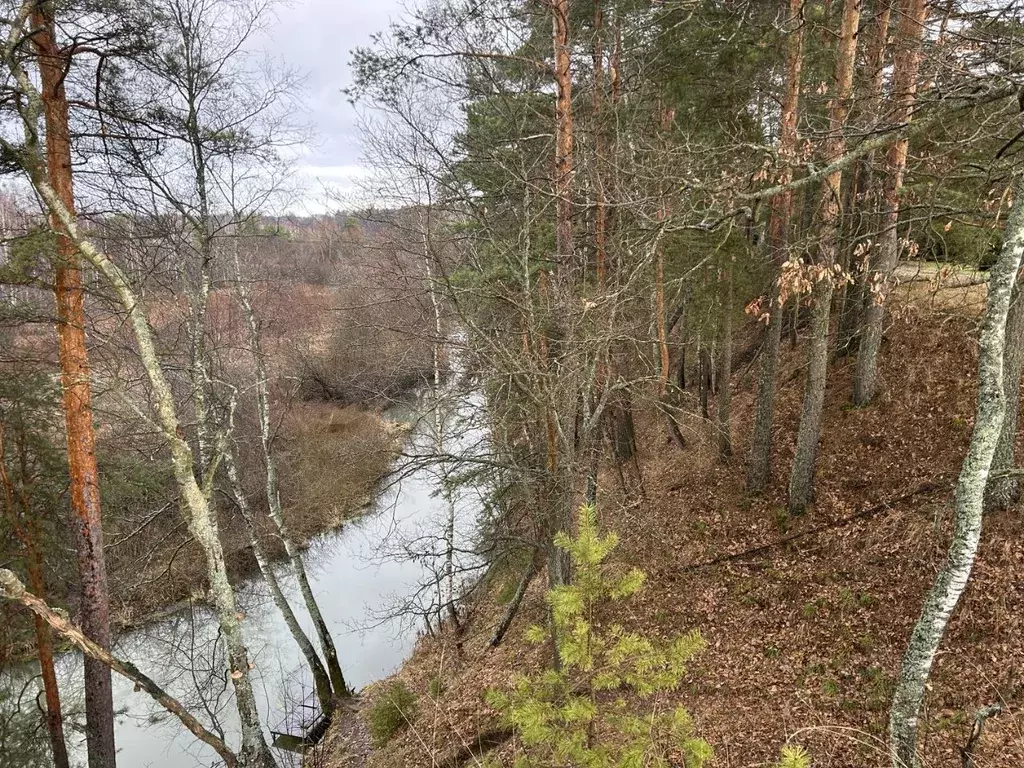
[486,504,712,768]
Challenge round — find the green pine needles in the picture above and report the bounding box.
[485,504,713,768]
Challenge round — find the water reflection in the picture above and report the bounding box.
[3,385,484,768]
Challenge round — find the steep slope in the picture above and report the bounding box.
[322,277,1024,768]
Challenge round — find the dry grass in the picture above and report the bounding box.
[278,403,396,540]
[102,403,397,629]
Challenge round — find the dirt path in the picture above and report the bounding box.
[894,260,986,286]
[316,699,372,768]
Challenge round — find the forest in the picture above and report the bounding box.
[1,0,1024,767]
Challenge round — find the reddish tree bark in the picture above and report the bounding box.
[854,0,929,405]
[0,425,70,768]
[30,5,116,766]
[592,4,607,287]
[836,0,893,352]
[551,0,574,279]
[787,0,863,515]
[746,0,806,493]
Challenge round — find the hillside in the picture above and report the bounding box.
[321,275,1024,768]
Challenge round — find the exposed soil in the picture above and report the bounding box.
[325,280,1024,767]
[309,698,374,768]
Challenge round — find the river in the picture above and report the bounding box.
[1,387,485,768]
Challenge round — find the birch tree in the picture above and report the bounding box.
[0,4,278,765]
[984,280,1024,510]
[0,569,239,768]
[222,442,335,713]
[228,238,351,698]
[889,175,1024,768]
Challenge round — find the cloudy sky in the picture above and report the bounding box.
[256,0,408,212]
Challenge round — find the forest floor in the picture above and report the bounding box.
[317,272,1024,768]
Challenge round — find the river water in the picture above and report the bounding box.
[1,388,485,768]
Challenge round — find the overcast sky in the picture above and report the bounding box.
[256,0,408,212]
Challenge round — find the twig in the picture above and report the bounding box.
[682,480,942,572]
[961,702,1004,768]
[0,568,238,768]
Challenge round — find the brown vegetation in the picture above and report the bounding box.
[329,284,1024,768]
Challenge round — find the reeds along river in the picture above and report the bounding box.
[0,383,487,768]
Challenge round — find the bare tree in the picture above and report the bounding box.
[229,237,351,699]
[222,440,335,712]
[0,568,239,768]
[0,4,278,763]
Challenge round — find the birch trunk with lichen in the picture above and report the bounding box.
[0,568,239,768]
[223,444,334,713]
[0,15,277,760]
[889,177,1024,768]
[229,243,349,698]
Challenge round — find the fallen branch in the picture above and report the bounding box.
[961,702,1004,768]
[439,727,515,768]
[0,569,238,768]
[489,563,537,648]
[682,479,943,572]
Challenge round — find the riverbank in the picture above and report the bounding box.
[0,402,408,665]
[109,403,407,632]
[21,387,450,768]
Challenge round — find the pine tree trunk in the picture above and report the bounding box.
[837,0,893,355]
[748,299,784,492]
[854,0,929,406]
[0,429,70,768]
[551,0,574,282]
[26,532,70,768]
[592,3,608,287]
[718,265,734,457]
[547,0,574,590]
[787,0,861,515]
[889,177,1024,768]
[746,0,805,493]
[787,279,834,514]
[29,7,115,765]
